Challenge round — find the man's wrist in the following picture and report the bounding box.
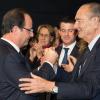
[50,82,58,94]
[51,85,58,93]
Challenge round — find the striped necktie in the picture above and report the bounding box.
[62,48,69,64]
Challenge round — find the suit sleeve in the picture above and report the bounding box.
[4,53,31,88]
[33,62,56,81]
[56,48,100,99]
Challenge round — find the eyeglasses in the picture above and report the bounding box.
[23,27,33,33]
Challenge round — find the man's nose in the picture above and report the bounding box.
[30,32,34,37]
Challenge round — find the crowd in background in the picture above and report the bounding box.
[1,2,100,100]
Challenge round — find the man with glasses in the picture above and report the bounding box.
[19,2,100,100]
[0,8,58,100]
[23,27,33,33]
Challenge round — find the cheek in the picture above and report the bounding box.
[38,37,41,42]
[46,37,50,42]
[66,37,74,42]
[83,25,91,34]
[70,35,76,41]
[43,37,50,43]
[24,32,30,38]
[38,36,45,41]
[82,22,89,30]
[60,34,65,39]
[43,40,49,46]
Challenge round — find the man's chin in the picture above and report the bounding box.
[78,33,83,38]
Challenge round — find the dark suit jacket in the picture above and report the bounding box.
[50,44,80,100]
[55,44,80,82]
[0,39,55,100]
[56,38,100,100]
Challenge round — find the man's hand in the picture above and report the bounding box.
[62,56,77,72]
[19,73,55,94]
[42,47,58,65]
[29,47,37,62]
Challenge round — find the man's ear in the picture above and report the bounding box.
[92,16,100,23]
[91,16,100,28]
[11,25,21,33]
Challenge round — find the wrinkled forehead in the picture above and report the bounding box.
[75,5,91,19]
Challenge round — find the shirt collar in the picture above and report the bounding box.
[62,41,76,50]
[88,34,100,51]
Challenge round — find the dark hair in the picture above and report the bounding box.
[1,8,30,35]
[58,16,78,34]
[58,16,75,29]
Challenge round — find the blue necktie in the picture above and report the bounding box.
[62,48,69,64]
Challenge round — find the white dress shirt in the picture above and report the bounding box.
[58,41,76,66]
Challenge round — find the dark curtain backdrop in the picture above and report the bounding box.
[0,0,100,34]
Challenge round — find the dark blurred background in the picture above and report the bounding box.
[0,0,100,32]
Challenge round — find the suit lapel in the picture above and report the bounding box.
[70,44,79,58]
[55,45,62,56]
[78,51,94,77]
[78,38,100,77]
[18,52,32,71]
[0,39,32,72]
